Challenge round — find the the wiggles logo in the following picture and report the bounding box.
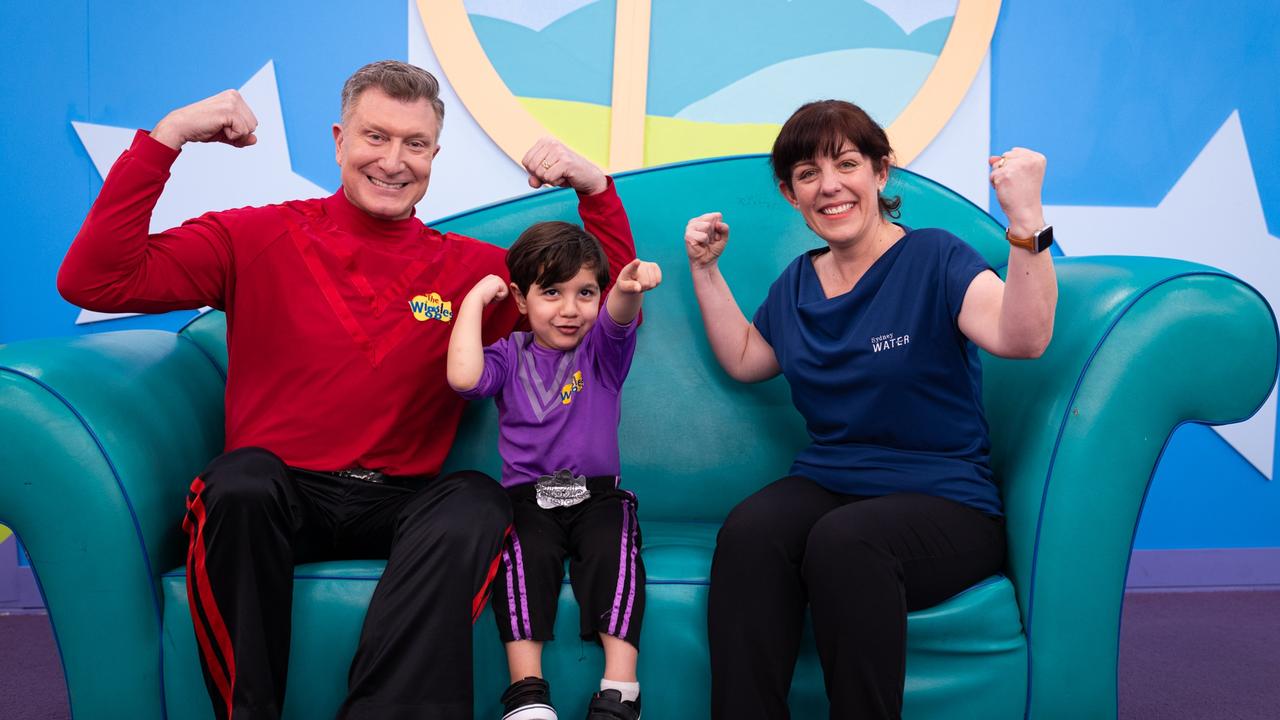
[560,371,584,405]
[409,292,453,322]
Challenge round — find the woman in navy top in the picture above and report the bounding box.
[686,100,1057,720]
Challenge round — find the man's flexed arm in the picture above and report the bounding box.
[58,91,260,313]
[150,90,259,150]
[521,137,637,297]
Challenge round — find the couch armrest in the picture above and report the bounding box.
[0,330,225,720]
[985,256,1278,720]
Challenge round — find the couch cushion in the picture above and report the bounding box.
[161,521,1025,719]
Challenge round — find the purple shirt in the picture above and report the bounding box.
[458,309,638,487]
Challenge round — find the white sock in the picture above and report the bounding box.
[600,678,640,702]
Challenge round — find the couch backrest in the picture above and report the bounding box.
[431,157,1011,521]
[182,158,1009,524]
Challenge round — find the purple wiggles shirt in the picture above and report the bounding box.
[458,309,638,488]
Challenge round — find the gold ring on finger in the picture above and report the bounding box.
[541,160,553,170]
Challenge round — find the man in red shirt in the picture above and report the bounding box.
[58,60,636,720]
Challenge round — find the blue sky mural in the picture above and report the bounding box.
[469,0,952,121]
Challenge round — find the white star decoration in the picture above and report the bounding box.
[1047,111,1279,480]
[70,60,330,325]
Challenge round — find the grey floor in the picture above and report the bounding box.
[2,590,1278,719]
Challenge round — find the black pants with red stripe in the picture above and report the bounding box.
[183,447,512,720]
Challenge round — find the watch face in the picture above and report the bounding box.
[1035,225,1054,253]
[1006,225,1053,253]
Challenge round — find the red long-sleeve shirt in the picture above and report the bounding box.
[59,131,637,476]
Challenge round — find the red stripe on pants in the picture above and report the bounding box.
[184,476,237,719]
[472,525,512,624]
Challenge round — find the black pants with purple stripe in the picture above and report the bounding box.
[491,479,645,649]
[707,476,1006,720]
[182,447,512,720]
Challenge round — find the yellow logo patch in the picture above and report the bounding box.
[409,293,453,322]
[560,371,584,405]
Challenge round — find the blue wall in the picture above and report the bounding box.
[0,0,406,340]
[993,2,1280,550]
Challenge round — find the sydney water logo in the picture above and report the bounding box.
[871,332,910,353]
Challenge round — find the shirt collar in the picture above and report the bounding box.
[322,187,423,243]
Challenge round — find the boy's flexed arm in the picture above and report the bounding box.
[606,258,662,326]
[448,274,510,392]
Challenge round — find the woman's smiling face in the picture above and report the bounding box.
[780,142,890,248]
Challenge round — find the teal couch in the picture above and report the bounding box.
[1,156,1275,719]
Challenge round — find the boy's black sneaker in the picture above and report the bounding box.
[501,676,557,720]
[584,689,641,720]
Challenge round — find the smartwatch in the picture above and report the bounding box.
[1006,224,1054,253]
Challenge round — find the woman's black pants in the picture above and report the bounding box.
[707,476,1006,720]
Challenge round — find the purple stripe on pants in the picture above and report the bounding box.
[502,544,520,640]
[618,497,640,638]
[510,530,533,639]
[608,497,634,636]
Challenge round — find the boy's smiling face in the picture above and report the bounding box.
[512,264,602,351]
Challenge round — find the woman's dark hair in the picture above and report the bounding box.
[770,100,902,218]
[507,221,609,295]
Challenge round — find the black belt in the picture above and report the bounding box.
[332,468,388,483]
[300,467,428,490]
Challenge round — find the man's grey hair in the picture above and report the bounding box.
[340,60,445,126]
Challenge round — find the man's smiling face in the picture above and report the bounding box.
[332,87,441,220]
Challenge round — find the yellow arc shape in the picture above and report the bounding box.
[418,0,553,163]
[419,0,1000,172]
[609,0,652,172]
[887,0,1001,164]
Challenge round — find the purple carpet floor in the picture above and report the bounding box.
[1117,590,1280,720]
[2,590,1278,718]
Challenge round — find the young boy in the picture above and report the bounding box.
[447,219,661,720]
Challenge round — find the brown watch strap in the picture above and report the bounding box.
[1006,227,1035,251]
[1006,226,1046,252]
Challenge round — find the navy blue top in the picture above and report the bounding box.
[753,226,1001,515]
